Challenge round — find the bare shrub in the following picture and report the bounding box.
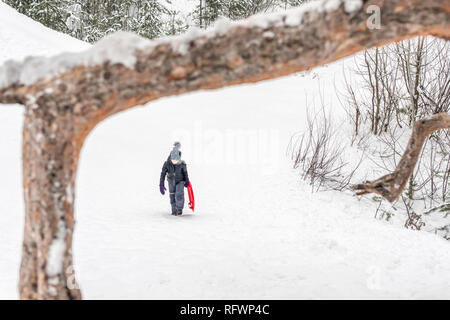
[339,37,450,236]
[288,104,362,192]
[294,37,449,234]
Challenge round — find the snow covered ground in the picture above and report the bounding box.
[0,2,449,299]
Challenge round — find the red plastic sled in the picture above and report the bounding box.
[187,181,195,212]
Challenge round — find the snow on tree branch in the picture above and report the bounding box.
[0,0,449,95]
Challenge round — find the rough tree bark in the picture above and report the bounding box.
[20,109,82,300]
[0,0,449,300]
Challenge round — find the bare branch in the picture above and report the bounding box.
[352,113,450,202]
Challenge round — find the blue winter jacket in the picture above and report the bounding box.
[160,156,189,186]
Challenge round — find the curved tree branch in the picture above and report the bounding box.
[1,0,449,109]
[0,0,448,299]
[352,113,450,202]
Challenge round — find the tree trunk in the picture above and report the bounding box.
[0,0,449,299]
[20,105,82,299]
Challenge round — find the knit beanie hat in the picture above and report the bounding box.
[170,141,181,161]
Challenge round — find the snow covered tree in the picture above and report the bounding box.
[203,0,223,28]
[3,0,30,13]
[226,0,279,20]
[165,9,189,36]
[281,0,306,9]
[30,0,68,30]
[126,0,165,39]
[5,0,307,41]
[5,0,70,33]
[193,0,284,29]
[5,0,166,43]
[65,1,85,39]
[193,0,225,29]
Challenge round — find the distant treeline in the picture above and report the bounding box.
[4,0,306,43]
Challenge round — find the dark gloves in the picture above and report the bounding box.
[184,180,190,188]
[160,184,166,195]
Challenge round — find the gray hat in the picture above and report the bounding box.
[170,142,181,161]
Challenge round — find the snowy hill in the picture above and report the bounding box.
[0,2,449,299]
[0,2,89,64]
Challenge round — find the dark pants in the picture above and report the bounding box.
[168,179,185,213]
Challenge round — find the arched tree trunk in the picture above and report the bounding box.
[20,110,82,299]
[0,0,449,299]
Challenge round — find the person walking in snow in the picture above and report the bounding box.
[160,142,190,215]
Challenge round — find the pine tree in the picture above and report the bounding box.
[226,0,251,20]
[130,0,165,39]
[65,0,84,39]
[282,0,306,9]
[3,0,32,14]
[5,0,70,33]
[203,0,224,28]
[166,9,189,36]
[5,0,309,43]
[67,0,166,43]
[232,0,281,18]
[192,0,284,25]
